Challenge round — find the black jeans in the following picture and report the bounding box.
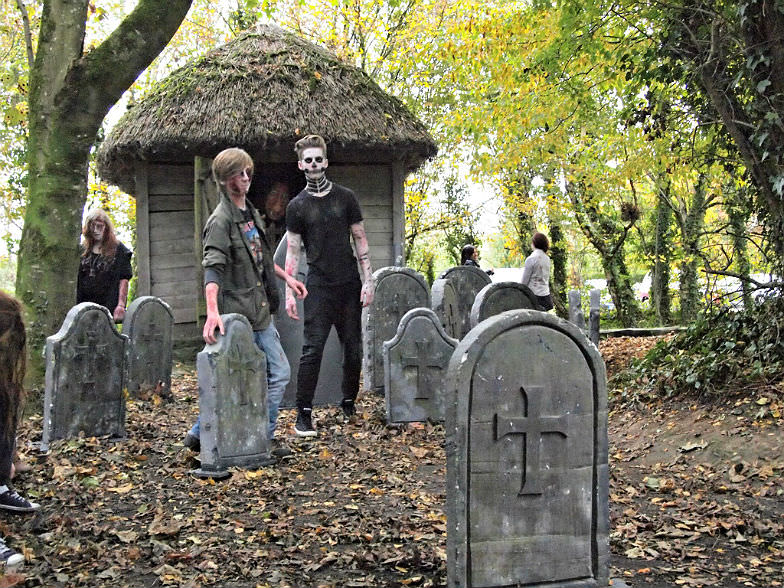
[296,281,362,410]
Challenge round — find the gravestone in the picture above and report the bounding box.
[445,309,609,588]
[42,303,128,450]
[568,289,586,329]
[383,308,458,423]
[588,289,601,345]
[124,296,174,398]
[273,235,344,407]
[439,266,492,339]
[362,267,431,393]
[431,278,460,339]
[195,314,271,476]
[469,281,538,328]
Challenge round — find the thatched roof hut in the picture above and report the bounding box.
[96,24,436,343]
[97,24,436,194]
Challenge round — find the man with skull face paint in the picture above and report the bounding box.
[285,135,375,437]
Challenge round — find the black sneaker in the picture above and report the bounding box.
[294,409,317,437]
[0,488,40,513]
[341,399,356,418]
[183,433,200,452]
[270,439,293,460]
[0,538,23,571]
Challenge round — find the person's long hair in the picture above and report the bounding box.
[82,209,119,259]
[0,291,25,441]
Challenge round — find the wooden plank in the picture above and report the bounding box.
[151,266,198,284]
[149,194,194,213]
[171,305,198,324]
[151,253,197,271]
[135,162,151,296]
[392,160,405,265]
[151,279,200,298]
[150,239,194,257]
[148,164,195,195]
[150,222,194,242]
[362,217,391,233]
[331,165,392,207]
[150,210,193,231]
[361,204,392,219]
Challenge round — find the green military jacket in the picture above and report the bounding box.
[202,192,280,330]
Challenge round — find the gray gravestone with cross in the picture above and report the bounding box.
[445,309,609,588]
[383,308,458,423]
[124,296,174,398]
[469,281,538,328]
[362,267,431,393]
[42,303,128,450]
[273,235,344,407]
[432,278,460,339]
[196,314,272,474]
[439,265,492,339]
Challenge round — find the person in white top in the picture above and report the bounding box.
[521,232,553,311]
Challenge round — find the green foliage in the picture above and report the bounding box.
[615,295,784,400]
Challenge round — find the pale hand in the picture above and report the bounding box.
[113,305,126,322]
[360,280,375,307]
[203,312,224,344]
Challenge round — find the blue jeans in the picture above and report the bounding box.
[189,322,290,440]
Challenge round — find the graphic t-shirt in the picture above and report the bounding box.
[241,207,263,267]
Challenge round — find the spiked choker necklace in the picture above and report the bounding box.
[306,175,332,197]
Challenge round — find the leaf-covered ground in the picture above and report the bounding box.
[1,336,781,588]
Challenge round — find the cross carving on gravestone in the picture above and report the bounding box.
[494,385,568,495]
[75,328,109,401]
[389,291,406,329]
[227,343,257,406]
[400,339,443,400]
[142,321,164,346]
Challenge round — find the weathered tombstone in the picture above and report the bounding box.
[432,278,460,340]
[362,267,431,393]
[42,303,128,450]
[273,235,344,407]
[193,314,272,478]
[439,266,492,339]
[445,309,609,588]
[588,289,601,345]
[124,296,174,399]
[469,281,538,328]
[568,289,586,329]
[383,308,458,423]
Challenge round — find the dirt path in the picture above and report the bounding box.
[2,338,781,587]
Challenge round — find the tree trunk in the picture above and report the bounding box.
[728,200,752,309]
[15,0,193,382]
[549,221,568,319]
[677,175,707,322]
[651,182,673,325]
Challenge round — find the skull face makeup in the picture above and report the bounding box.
[298,147,328,180]
[91,220,106,243]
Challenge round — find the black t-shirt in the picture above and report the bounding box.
[76,241,133,311]
[285,184,363,287]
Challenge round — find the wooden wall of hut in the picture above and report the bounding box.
[133,159,405,343]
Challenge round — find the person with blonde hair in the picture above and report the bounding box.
[76,209,133,321]
[184,148,307,461]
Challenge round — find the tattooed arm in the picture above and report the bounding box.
[351,221,375,306]
[284,231,303,319]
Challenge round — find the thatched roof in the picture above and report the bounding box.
[96,24,437,193]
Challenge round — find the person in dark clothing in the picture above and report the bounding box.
[76,209,133,322]
[0,290,41,571]
[284,135,375,437]
[460,243,494,275]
